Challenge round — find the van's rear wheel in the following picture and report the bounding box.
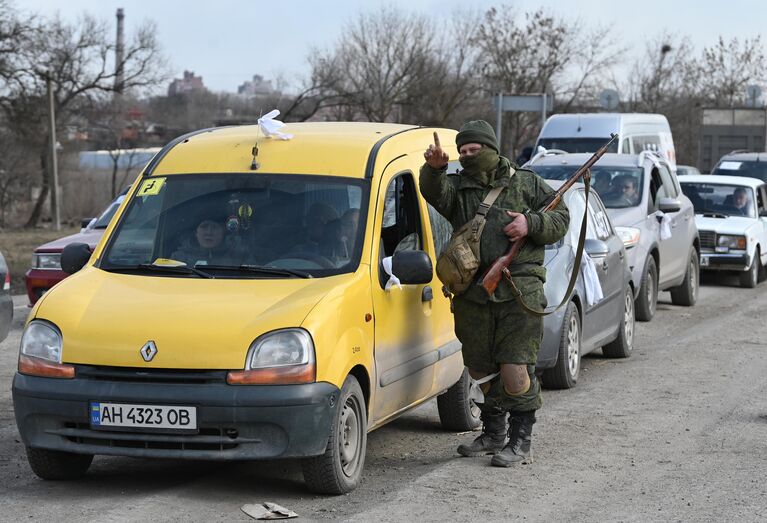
[26,447,93,480]
[437,367,482,431]
[302,375,367,495]
[670,249,699,306]
[635,256,658,321]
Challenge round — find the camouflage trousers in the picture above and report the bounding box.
[453,289,545,412]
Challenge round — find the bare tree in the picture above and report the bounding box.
[700,36,766,107]
[313,7,436,122]
[0,128,33,227]
[0,11,168,227]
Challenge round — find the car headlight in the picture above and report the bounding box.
[227,329,316,385]
[33,253,62,270]
[18,320,74,379]
[21,321,62,362]
[615,227,640,248]
[717,235,746,250]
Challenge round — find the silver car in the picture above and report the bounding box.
[529,152,700,322]
[0,250,13,342]
[535,182,634,389]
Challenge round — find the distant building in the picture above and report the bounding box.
[237,74,276,97]
[168,70,206,96]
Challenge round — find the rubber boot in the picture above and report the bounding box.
[457,408,507,457]
[490,411,535,467]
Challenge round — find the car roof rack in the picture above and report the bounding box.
[525,146,569,166]
[636,149,665,167]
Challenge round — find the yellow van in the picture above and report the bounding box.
[12,123,479,494]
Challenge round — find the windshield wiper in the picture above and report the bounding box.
[200,264,313,279]
[107,263,215,279]
[699,209,728,218]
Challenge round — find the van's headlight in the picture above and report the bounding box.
[32,253,62,270]
[227,329,316,385]
[615,227,640,248]
[18,321,74,378]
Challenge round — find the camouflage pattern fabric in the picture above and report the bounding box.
[420,157,569,304]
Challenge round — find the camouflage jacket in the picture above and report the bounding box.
[420,158,569,303]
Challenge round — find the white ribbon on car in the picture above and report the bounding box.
[382,256,402,291]
[581,254,604,307]
[257,109,293,140]
[657,211,673,240]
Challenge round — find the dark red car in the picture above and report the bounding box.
[25,190,127,305]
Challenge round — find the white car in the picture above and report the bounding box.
[679,175,767,288]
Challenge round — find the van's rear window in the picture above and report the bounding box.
[99,173,369,278]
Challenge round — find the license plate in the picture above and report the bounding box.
[90,402,197,432]
[700,257,710,267]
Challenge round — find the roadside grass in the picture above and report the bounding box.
[0,227,80,294]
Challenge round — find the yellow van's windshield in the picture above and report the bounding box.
[99,173,369,278]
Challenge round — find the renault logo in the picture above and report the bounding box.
[140,341,158,362]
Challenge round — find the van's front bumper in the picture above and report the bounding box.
[12,366,338,460]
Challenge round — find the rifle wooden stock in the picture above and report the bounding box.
[479,133,618,296]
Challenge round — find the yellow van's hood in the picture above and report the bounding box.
[35,267,344,369]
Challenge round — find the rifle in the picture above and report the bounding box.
[479,133,618,298]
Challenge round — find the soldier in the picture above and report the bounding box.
[420,121,569,467]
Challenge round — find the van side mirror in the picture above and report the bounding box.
[61,243,92,274]
[658,197,681,213]
[584,239,609,259]
[391,250,433,285]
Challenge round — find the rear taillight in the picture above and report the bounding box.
[3,271,9,291]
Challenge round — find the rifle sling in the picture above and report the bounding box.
[505,176,591,317]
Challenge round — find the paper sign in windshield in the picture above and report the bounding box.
[719,161,742,170]
[138,177,166,196]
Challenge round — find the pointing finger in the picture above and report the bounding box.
[507,211,522,217]
[433,132,441,148]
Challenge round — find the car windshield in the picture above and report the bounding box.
[680,182,756,218]
[100,173,369,278]
[537,138,619,154]
[93,196,126,229]
[533,164,644,209]
[712,160,767,182]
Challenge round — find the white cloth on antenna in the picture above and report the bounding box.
[581,254,604,307]
[382,256,401,291]
[657,211,672,240]
[258,109,293,140]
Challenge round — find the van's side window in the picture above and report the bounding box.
[381,172,423,257]
[427,204,452,257]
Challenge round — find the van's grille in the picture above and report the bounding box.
[699,230,716,250]
[55,422,245,452]
[75,365,227,385]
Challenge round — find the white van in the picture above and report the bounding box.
[534,113,676,168]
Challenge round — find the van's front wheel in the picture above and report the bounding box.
[26,447,93,480]
[302,375,367,495]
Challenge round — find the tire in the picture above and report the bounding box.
[739,254,759,288]
[757,248,767,283]
[437,367,482,431]
[26,447,93,480]
[635,256,658,322]
[302,375,367,495]
[541,302,581,390]
[670,249,699,306]
[603,285,635,358]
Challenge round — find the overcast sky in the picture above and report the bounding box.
[17,0,767,94]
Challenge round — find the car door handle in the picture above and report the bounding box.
[421,285,433,302]
[618,251,624,260]
[602,260,608,271]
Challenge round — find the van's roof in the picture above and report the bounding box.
[147,122,453,179]
[538,113,670,138]
[528,152,659,168]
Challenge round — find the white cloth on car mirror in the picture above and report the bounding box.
[657,211,672,240]
[581,254,604,307]
[382,256,402,291]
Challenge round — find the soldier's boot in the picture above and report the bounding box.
[456,407,507,457]
[490,410,535,467]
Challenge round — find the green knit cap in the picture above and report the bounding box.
[455,120,499,153]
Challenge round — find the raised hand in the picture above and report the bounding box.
[424,131,449,169]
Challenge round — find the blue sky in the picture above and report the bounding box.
[18,0,767,93]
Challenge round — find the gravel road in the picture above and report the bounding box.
[1,277,766,522]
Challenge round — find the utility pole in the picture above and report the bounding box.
[46,74,60,231]
[114,8,125,98]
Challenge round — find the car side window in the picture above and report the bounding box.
[588,193,612,241]
[658,164,678,198]
[758,186,767,215]
[427,204,452,257]
[379,172,423,286]
[569,190,599,243]
[648,167,664,213]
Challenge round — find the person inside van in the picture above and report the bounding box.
[171,209,235,266]
[606,175,640,206]
[592,171,612,196]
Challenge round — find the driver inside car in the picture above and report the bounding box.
[171,209,236,267]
